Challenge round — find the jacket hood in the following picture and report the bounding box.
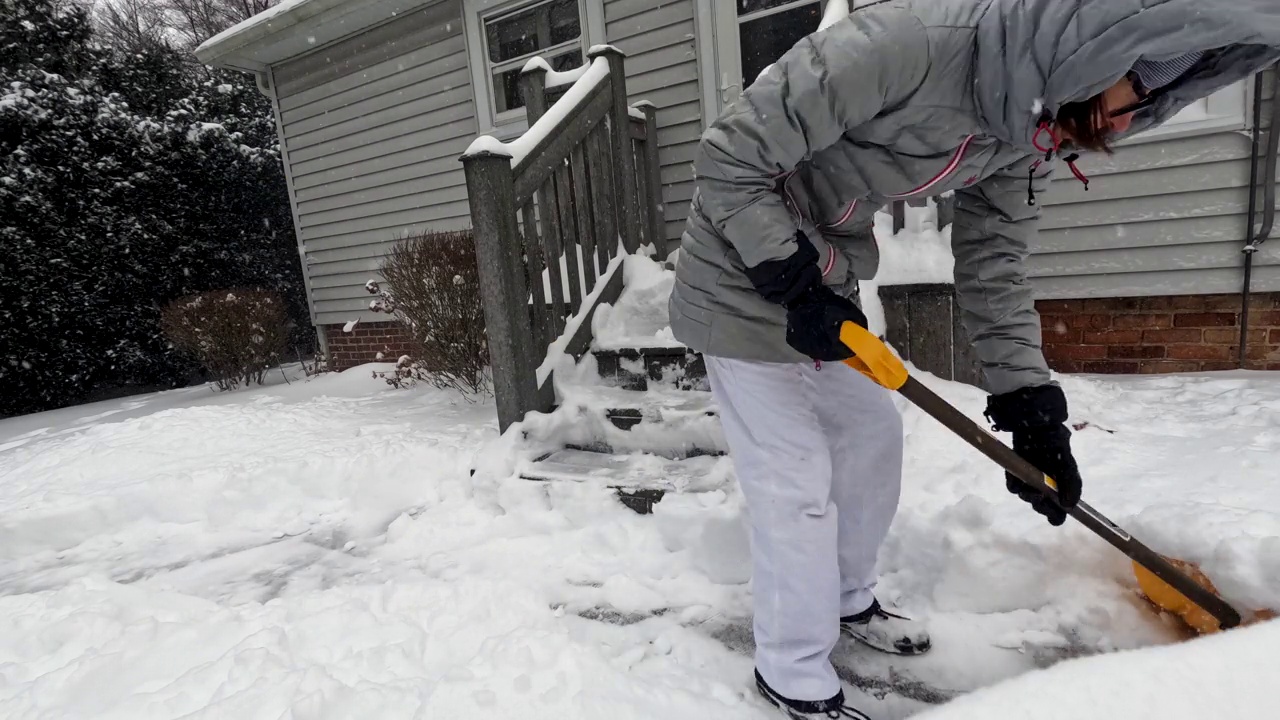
[973,0,1280,151]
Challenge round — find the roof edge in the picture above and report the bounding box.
[193,0,363,70]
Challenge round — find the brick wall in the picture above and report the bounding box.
[1037,293,1280,374]
[322,321,414,371]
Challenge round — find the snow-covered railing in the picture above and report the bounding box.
[462,46,664,431]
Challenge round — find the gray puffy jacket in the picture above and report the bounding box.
[668,0,1280,394]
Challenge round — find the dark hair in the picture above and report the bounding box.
[1056,95,1115,154]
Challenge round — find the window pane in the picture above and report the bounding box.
[486,0,582,64]
[549,0,581,45]
[493,48,584,115]
[738,0,810,17]
[739,2,821,86]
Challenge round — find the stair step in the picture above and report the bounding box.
[520,449,728,514]
[560,383,717,421]
[547,384,724,457]
[593,346,707,392]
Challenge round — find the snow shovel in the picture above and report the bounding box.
[837,321,1243,634]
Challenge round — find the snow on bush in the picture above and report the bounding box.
[367,229,490,396]
[159,288,289,391]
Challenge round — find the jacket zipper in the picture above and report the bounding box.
[782,173,846,276]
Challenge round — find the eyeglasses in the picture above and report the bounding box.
[1108,77,1158,119]
[1108,95,1158,118]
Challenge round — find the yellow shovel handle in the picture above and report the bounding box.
[838,322,910,391]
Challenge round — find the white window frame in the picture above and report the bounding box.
[696,0,829,125]
[463,0,605,140]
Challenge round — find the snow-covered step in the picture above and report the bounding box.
[520,449,730,513]
[547,383,725,456]
[593,346,707,392]
[558,383,716,421]
[522,448,724,490]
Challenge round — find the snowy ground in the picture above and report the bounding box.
[3,352,1279,718]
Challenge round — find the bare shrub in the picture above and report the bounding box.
[367,229,490,395]
[160,288,289,391]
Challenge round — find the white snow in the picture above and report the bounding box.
[591,254,683,350]
[464,57,611,167]
[185,121,226,142]
[858,202,956,337]
[918,617,1280,720]
[2,296,1280,719]
[462,134,512,158]
[521,56,591,89]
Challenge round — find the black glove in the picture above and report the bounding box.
[784,284,868,361]
[985,384,1083,526]
[742,231,868,361]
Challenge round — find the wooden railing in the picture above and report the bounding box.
[891,196,954,234]
[462,47,664,431]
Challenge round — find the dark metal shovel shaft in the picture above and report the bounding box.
[897,377,1242,630]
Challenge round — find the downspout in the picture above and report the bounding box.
[255,71,271,97]
[1240,67,1280,368]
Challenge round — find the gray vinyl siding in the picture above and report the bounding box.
[1032,73,1280,299]
[605,0,702,246]
[272,0,475,326]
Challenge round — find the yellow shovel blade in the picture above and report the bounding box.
[1134,557,1228,635]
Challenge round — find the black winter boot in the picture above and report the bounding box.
[754,669,871,719]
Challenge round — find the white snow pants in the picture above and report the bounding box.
[705,355,904,702]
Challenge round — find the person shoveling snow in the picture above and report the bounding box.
[668,0,1280,717]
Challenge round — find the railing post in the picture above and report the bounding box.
[591,45,642,255]
[462,151,542,433]
[638,102,665,258]
[520,61,549,123]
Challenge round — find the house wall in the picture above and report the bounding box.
[603,0,702,247]
[325,321,416,370]
[267,0,704,329]
[1037,293,1280,373]
[271,0,475,328]
[1032,71,1280,300]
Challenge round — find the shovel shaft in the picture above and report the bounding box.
[897,376,1243,630]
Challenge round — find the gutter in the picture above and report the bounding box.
[1239,66,1280,368]
[193,0,332,66]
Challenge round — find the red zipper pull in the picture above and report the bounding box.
[1064,153,1090,191]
